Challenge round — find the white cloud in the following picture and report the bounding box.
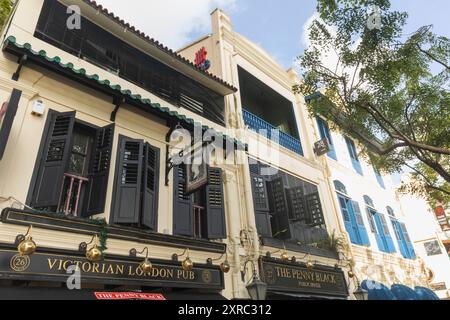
[94,0,237,49]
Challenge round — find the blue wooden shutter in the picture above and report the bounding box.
[379,213,397,253]
[316,117,337,160]
[400,223,416,259]
[141,143,159,231]
[31,110,76,208]
[338,195,358,244]
[367,208,385,251]
[345,137,363,175]
[111,137,144,224]
[206,167,226,239]
[391,219,409,258]
[85,123,115,216]
[351,201,370,246]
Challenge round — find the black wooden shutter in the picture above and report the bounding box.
[31,110,75,208]
[304,189,325,227]
[85,124,115,216]
[250,173,270,212]
[0,89,22,160]
[268,177,292,240]
[206,167,226,239]
[111,137,143,224]
[141,143,160,231]
[173,165,194,237]
[286,186,307,222]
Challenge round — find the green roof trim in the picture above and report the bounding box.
[5,36,247,150]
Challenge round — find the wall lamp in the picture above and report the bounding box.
[173,248,193,271]
[265,243,290,262]
[16,225,37,256]
[79,235,103,262]
[130,247,153,274]
[241,259,267,301]
[207,253,231,273]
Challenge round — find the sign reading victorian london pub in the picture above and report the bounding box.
[0,247,223,290]
[260,258,348,297]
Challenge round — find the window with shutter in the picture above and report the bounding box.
[268,177,292,240]
[29,110,113,218]
[316,117,337,160]
[141,143,160,230]
[111,136,160,230]
[400,223,416,259]
[248,159,328,245]
[206,167,226,239]
[250,173,270,212]
[287,186,307,221]
[112,137,143,224]
[85,124,114,216]
[173,165,194,237]
[30,110,76,208]
[379,213,396,253]
[351,201,370,246]
[172,165,226,240]
[345,137,363,175]
[0,89,22,160]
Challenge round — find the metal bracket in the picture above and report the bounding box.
[14,234,25,246]
[110,96,125,122]
[12,54,27,81]
[129,249,138,258]
[79,242,88,253]
[165,122,178,186]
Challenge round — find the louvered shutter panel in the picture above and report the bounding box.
[173,165,193,237]
[250,173,270,212]
[380,213,396,253]
[268,177,291,240]
[304,190,325,227]
[367,208,386,251]
[141,143,159,231]
[400,223,416,259]
[338,196,358,244]
[111,137,143,224]
[351,201,370,246]
[85,124,114,216]
[206,167,226,239]
[31,111,75,208]
[287,186,307,222]
[392,219,409,258]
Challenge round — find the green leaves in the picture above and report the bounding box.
[297,0,450,206]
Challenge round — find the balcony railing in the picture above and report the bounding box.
[57,173,90,217]
[243,109,304,156]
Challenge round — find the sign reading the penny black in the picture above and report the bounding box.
[0,248,223,290]
[260,258,348,297]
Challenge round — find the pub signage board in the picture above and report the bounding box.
[0,247,224,290]
[259,258,348,297]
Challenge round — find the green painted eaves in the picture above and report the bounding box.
[4,36,246,149]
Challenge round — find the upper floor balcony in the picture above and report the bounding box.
[243,109,304,155]
[238,67,304,156]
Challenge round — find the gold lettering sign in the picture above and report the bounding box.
[0,249,223,290]
[261,259,348,297]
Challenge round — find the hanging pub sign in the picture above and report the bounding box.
[194,47,211,71]
[314,138,331,157]
[185,145,209,195]
[0,88,22,160]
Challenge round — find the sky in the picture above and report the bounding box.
[95,0,450,70]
